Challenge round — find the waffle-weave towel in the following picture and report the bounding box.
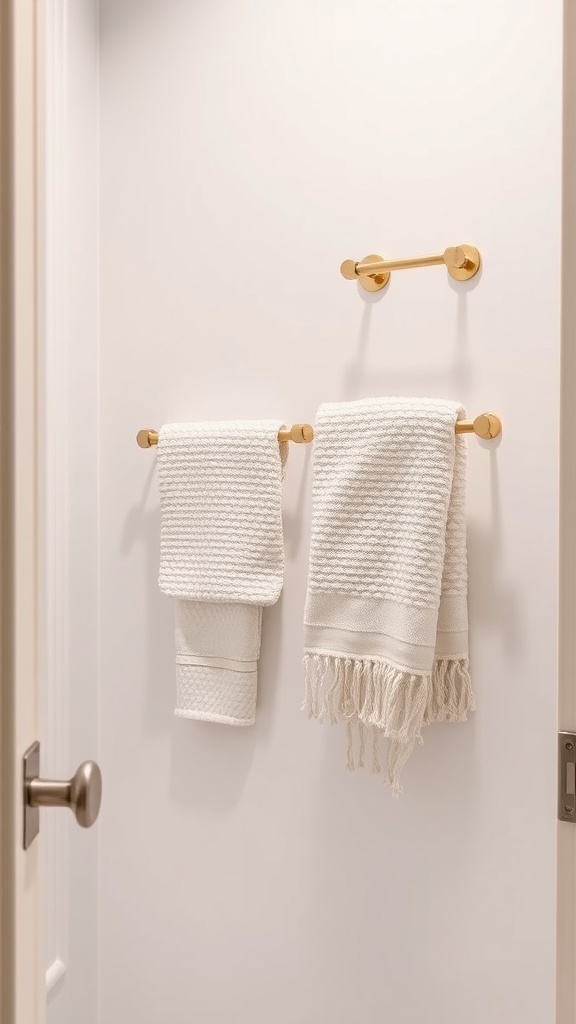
[158,420,287,726]
[303,397,474,790]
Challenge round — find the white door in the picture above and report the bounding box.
[5,2,100,1023]
[6,2,576,1023]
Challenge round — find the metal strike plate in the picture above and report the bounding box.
[559,732,576,822]
[23,741,40,849]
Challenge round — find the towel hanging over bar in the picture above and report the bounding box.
[136,424,315,448]
[136,414,501,448]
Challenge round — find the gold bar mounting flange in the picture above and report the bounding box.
[341,244,481,292]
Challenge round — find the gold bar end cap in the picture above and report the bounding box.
[278,424,314,444]
[473,412,501,440]
[136,429,158,448]
[443,244,481,281]
[341,254,390,292]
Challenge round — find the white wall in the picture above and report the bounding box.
[98,3,563,1022]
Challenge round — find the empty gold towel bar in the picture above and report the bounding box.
[137,414,501,447]
[341,244,481,292]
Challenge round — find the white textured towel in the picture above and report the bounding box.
[158,421,287,726]
[303,397,474,791]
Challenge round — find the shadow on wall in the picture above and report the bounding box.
[467,453,520,661]
[121,456,174,732]
[168,597,283,812]
[281,445,312,563]
[298,712,481,1014]
[341,282,479,401]
[98,0,187,42]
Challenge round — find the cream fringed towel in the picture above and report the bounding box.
[158,421,287,726]
[303,397,474,791]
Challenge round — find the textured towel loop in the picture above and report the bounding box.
[303,397,475,792]
[157,420,286,726]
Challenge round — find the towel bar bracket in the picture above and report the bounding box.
[341,244,481,292]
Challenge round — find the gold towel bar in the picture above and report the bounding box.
[137,414,501,447]
[341,244,481,292]
[136,424,315,448]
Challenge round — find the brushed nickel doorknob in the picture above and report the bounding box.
[28,760,103,827]
[23,741,102,848]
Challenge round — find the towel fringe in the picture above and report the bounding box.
[303,653,474,794]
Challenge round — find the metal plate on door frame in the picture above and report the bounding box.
[23,740,40,850]
[559,732,576,822]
